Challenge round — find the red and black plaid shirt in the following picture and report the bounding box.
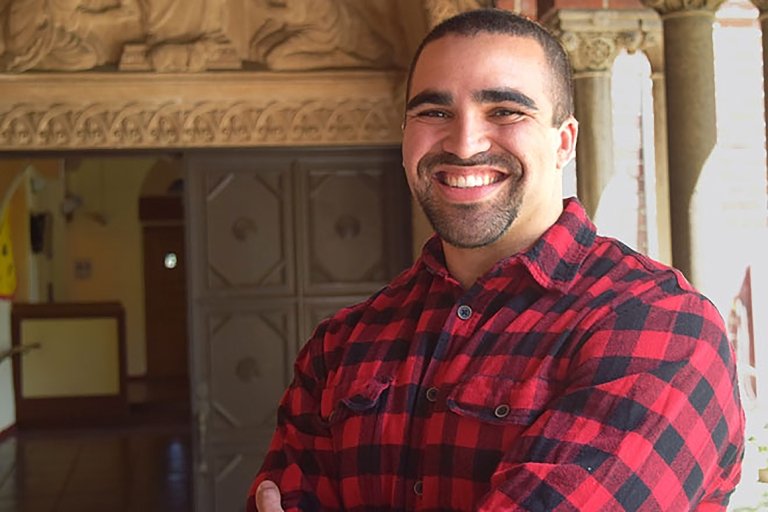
[248,198,744,511]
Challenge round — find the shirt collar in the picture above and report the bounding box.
[418,197,596,293]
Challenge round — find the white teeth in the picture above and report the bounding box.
[444,174,498,188]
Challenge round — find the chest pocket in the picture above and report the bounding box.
[320,376,392,426]
[446,375,556,426]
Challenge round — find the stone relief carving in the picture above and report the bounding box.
[0,0,414,72]
[0,0,144,71]
[0,98,402,149]
[248,0,409,70]
[424,0,496,28]
[0,0,237,72]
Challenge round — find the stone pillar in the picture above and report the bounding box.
[570,60,615,219]
[643,42,673,266]
[750,0,768,160]
[641,0,724,283]
[545,10,660,220]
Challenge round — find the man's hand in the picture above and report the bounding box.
[255,480,284,512]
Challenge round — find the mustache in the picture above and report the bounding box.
[417,152,520,175]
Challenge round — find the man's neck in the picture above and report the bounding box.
[442,234,534,290]
[442,203,563,289]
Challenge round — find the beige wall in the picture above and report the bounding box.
[53,158,155,376]
[20,317,120,397]
[1,157,161,378]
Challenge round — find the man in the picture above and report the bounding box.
[248,8,744,511]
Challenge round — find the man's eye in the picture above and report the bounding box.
[491,108,523,118]
[417,110,449,118]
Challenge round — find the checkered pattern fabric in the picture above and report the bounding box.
[247,198,744,511]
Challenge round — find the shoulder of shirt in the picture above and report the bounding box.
[587,233,720,316]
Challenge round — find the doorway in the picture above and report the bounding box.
[136,189,190,416]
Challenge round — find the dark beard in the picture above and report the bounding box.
[415,152,524,248]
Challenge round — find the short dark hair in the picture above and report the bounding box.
[406,9,574,126]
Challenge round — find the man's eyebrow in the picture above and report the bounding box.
[406,90,452,111]
[474,88,538,111]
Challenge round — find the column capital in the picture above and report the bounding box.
[543,9,661,73]
[640,0,725,16]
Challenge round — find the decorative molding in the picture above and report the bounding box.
[0,99,401,149]
[0,71,405,149]
[544,9,661,72]
[640,0,726,15]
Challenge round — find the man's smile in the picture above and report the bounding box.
[437,170,506,188]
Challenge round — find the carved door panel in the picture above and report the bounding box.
[186,149,411,512]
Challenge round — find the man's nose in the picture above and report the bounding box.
[441,114,492,159]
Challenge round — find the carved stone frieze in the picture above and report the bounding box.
[640,0,725,15]
[0,99,401,149]
[424,0,496,28]
[120,41,242,72]
[248,0,409,71]
[0,0,413,72]
[544,9,661,72]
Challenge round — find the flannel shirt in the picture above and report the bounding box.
[247,198,744,511]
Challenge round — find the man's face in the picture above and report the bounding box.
[402,33,576,249]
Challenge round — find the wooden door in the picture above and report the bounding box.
[185,148,412,511]
[141,197,188,379]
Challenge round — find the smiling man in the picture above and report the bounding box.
[248,9,744,511]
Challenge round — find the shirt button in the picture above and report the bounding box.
[494,404,510,418]
[413,480,423,496]
[457,304,472,320]
[425,387,438,402]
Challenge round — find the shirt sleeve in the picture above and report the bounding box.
[477,291,745,511]
[246,321,341,512]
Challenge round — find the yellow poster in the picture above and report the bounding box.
[0,207,16,298]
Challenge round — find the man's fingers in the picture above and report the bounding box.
[255,480,284,512]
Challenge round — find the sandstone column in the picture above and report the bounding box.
[559,30,619,219]
[641,0,725,283]
[643,41,673,265]
[546,10,660,220]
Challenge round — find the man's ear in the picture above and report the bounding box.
[555,116,578,170]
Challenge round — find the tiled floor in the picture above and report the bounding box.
[0,380,192,512]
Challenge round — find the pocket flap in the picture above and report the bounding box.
[321,376,392,423]
[446,375,554,426]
